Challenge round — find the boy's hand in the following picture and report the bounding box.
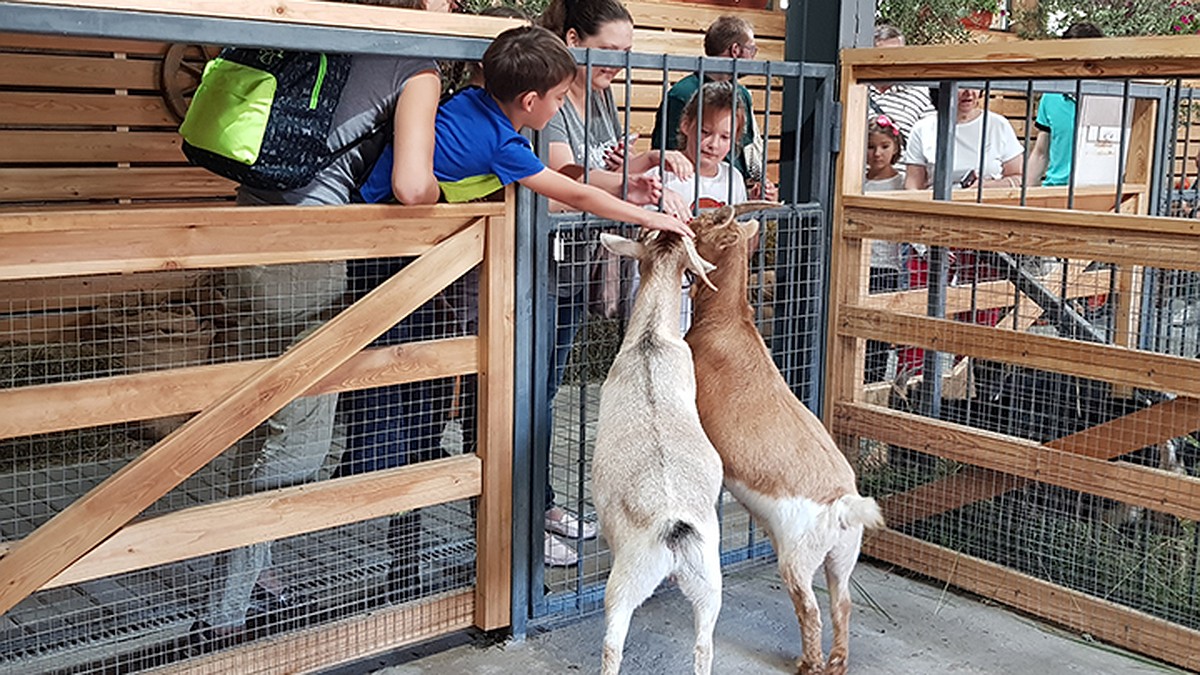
[625,172,663,206]
[642,210,694,238]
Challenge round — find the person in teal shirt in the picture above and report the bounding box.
[1028,22,1105,186]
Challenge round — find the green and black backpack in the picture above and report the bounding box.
[179,47,362,191]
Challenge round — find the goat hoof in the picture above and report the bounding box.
[823,657,847,675]
[796,660,824,675]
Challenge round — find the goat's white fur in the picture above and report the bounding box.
[592,232,724,675]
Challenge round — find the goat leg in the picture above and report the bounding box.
[782,557,826,675]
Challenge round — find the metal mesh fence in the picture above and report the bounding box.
[533,204,827,619]
[855,265,1200,636]
[850,71,1200,669]
[0,259,479,673]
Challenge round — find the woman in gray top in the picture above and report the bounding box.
[540,0,692,221]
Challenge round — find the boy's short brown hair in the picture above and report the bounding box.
[483,25,576,103]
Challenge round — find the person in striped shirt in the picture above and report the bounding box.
[867,24,934,139]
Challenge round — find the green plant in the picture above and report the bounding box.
[877,0,1002,45]
[1012,0,1197,39]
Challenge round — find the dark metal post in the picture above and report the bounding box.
[919,81,959,420]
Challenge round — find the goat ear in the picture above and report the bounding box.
[738,218,760,243]
[599,232,644,259]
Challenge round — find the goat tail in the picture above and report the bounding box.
[660,519,709,576]
[661,520,699,551]
[833,494,886,531]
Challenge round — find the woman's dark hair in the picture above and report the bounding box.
[540,0,632,42]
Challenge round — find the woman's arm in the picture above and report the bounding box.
[390,69,441,205]
[904,164,928,190]
[981,154,1025,189]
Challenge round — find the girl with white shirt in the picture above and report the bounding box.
[653,80,749,210]
[651,81,749,334]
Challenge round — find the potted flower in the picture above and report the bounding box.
[959,0,1000,30]
[878,0,1002,44]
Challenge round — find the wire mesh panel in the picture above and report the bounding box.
[853,254,1200,631]
[0,257,483,673]
[841,48,1200,669]
[530,204,827,620]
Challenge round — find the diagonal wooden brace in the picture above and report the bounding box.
[0,217,485,617]
[880,396,1200,527]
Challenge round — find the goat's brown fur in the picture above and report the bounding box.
[686,204,883,675]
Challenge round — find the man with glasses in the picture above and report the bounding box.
[650,15,764,188]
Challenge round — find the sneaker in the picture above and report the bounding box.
[544,533,579,567]
[544,508,597,540]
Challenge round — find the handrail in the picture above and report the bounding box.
[843,33,1200,79]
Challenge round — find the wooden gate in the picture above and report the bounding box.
[832,37,1200,672]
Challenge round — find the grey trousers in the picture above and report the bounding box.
[203,261,345,629]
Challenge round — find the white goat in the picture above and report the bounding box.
[686,205,885,675]
[591,231,725,675]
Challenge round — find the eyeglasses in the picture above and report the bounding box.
[736,42,758,59]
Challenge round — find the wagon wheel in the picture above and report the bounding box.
[161,44,220,123]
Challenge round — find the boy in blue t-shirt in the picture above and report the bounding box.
[360,25,691,238]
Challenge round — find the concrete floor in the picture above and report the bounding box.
[351,560,1184,675]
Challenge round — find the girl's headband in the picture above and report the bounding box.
[874,114,901,137]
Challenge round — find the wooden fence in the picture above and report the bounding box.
[834,35,1200,673]
[0,198,515,671]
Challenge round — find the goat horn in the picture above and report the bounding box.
[683,236,718,292]
[731,200,781,219]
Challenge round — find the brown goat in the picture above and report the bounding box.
[685,204,885,675]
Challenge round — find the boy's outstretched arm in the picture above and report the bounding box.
[391,69,442,205]
[520,168,694,238]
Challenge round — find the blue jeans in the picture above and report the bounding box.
[546,290,586,511]
[338,258,456,477]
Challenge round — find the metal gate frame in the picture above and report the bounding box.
[511,58,839,632]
